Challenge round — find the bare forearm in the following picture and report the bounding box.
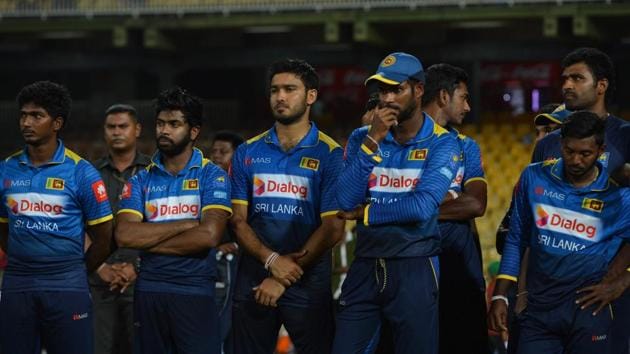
[439,194,486,220]
[148,219,226,256]
[603,244,630,283]
[493,278,516,297]
[232,220,272,264]
[296,218,344,269]
[116,219,197,249]
[85,222,114,273]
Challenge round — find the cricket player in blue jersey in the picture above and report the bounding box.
[332,52,460,354]
[489,111,630,354]
[229,58,344,354]
[0,81,114,354]
[116,87,232,354]
[422,63,489,354]
[531,48,630,353]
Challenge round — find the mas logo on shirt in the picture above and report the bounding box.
[582,198,604,213]
[252,174,310,200]
[408,149,427,161]
[92,181,108,203]
[368,167,421,193]
[145,195,200,221]
[534,203,602,241]
[299,157,320,171]
[121,183,132,199]
[6,193,66,217]
[182,179,199,191]
[45,178,65,191]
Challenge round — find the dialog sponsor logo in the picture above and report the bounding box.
[534,203,602,241]
[252,174,309,200]
[145,195,200,221]
[6,193,66,218]
[368,167,422,193]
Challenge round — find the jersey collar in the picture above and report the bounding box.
[150,147,204,175]
[265,122,319,151]
[18,139,66,166]
[550,159,610,192]
[383,112,435,146]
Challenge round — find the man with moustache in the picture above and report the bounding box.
[531,47,630,353]
[489,112,630,354]
[0,81,114,354]
[116,87,232,354]
[229,58,345,354]
[333,52,460,354]
[90,104,150,354]
[422,63,489,354]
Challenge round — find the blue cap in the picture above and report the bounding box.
[534,104,572,125]
[365,52,425,86]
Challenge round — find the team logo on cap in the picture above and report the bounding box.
[582,198,604,213]
[45,178,65,191]
[299,157,320,171]
[381,55,396,67]
[182,179,199,190]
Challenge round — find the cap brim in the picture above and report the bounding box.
[534,113,563,125]
[364,73,401,86]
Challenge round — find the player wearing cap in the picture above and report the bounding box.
[116,87,232,354]
[489,111,630,354]
[0,81,114,354]
[422,63,489,354]
[229,58,344,354]
[332,52,460,354]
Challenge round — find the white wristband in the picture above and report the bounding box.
[448,190,459,200]
[365,134,380,150]
[96,263,106,273]
[264,252,279,270]
[491,295,509,307]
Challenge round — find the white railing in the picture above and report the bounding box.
[0,0,613,18]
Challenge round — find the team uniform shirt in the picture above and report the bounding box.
[230,122,343,306]
[532,114,629,174]
[498,159,630,310]
[337,114,460,258]
[447,127,486,193]
[0,141,113,292]
[118,148,232,296]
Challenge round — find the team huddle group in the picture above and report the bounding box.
[0,47,628,354]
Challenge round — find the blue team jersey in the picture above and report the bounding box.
[532,114,629,175]
[337,114,460,258]
[447,127,486,192]
[118,148,232,296]
[230,122,343,306]
[0,141,113,292]
[499,159,630,309]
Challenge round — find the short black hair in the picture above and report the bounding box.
[154,87,203,127]
[561,47,615,105]
[365,92,380,112]
[422,64,469,106]
[212,130,244,150]
[561,111,605,146]
[268,58,319,91]
[17,81,72,127]
[105,103,138,121]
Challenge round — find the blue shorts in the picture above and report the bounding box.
[333,256,439,354]
[231,299,333,354]
[517,299,613,354]
[0,290,93,354]
[133,291,219,354]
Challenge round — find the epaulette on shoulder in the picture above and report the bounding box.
[318,131,341,152]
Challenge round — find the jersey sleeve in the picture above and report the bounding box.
[201,164,232,216]
[319,146,344,218]
[365,135,460,225]
[463,138,486,185]
[117,172,145,220]
[0,161,7,222]
[230,144,250,206]
[498,168,533,282]
[336,127,380,211]
[76,161,114,226]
